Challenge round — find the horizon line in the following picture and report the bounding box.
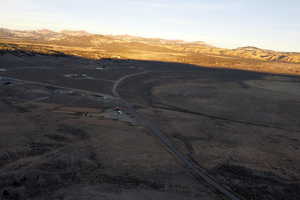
[1,26,299,53]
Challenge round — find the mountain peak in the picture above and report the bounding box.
[236,46,263,51]
[61,30,91,36]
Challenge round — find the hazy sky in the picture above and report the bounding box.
[1,0,300,52]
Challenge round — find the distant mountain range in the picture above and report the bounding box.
[0,27,300,64]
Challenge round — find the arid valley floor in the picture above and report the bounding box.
[0,48,300,200]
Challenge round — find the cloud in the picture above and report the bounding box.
[161,18,194,26]
[129,0,242,12]
[129,0,169,8]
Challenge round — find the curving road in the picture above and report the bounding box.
[112,71,150,97]
[112,71,243,200]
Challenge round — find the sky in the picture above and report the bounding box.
[0,0,300,52]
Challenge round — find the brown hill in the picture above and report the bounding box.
[1,27,299,64]
[1,28,300,75]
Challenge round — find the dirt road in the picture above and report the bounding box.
[112,71,243,200]
[112,71,149,97]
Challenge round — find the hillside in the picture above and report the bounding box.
[1,28,300,63]
[1,28,300,75]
